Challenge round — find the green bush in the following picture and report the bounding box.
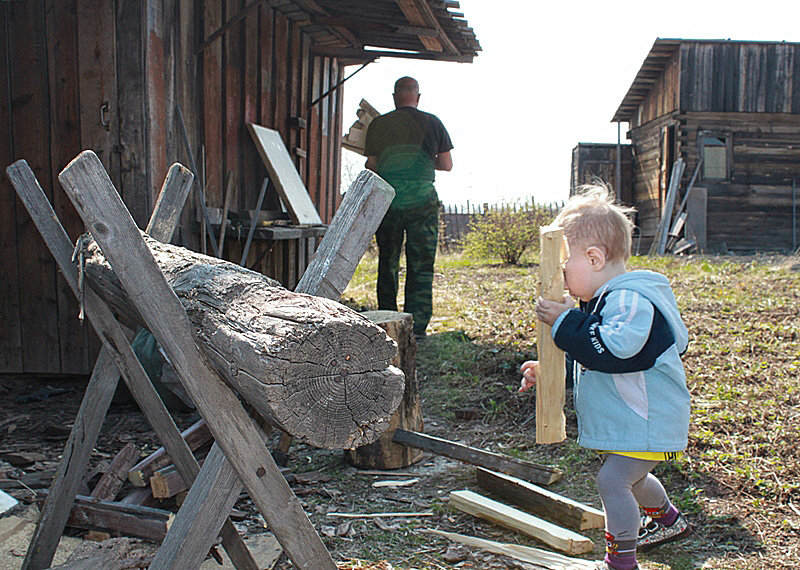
[462,201,557,265]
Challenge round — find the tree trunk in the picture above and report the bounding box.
[347,311,423,469]
[79,234,405,450]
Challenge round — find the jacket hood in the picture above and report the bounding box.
[596,270,689,353]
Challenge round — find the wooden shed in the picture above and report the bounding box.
[612,38,800,253]
[570,142,634,205]
[0,0,480,376]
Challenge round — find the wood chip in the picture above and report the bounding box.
[371,478,419,488]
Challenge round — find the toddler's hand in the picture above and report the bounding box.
[535,295,575,326]
[519,360,540,393]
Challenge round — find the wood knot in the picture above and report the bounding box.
[256,466,266,477]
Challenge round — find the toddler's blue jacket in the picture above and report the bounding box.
[551,270,690,451]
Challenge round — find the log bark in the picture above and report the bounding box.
[79,235,405,450]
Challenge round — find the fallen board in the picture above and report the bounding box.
[476,468,604,531]
[427,529,597,569]
[449,490,594,556]
[247,123,322,225]
[392,429,562,485]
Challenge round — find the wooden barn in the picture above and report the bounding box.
[611,38,800,254]
[570,142,634,206]
[0,0,480,377]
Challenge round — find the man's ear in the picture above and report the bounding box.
[585,246,606,270]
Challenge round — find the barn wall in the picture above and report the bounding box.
[631,51,681,129]
[678,111,800,252]
[679,42,800,115]
[1,0,346,375]
[570,143,634,205]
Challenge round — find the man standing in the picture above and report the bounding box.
[365,76,453,339]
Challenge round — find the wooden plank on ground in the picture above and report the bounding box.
[58,150,335,569]
[475,468,604,531]
[247,123,323,225]
[36,492,173,542]
[128,418,212,487]
[536,226,567,444]
[392,430,562,486]
[427,529,597,569]
[449,490,594,556]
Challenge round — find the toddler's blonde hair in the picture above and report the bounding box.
[554,184,635,262]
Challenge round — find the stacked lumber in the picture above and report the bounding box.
[446,467,605,564]
[341,99,380,155]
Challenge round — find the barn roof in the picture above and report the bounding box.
[611,37,800,122]
[272,0,481,63]
[611,38,681,123]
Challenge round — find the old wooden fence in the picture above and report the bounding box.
[439,199,563,251]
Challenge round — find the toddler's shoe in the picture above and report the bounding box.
[637,512,691,551]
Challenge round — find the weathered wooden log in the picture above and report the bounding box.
[79,235,405,450]
[347,311,423,469]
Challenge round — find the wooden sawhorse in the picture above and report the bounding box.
[8,151,394,569]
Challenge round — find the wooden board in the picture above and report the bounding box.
[536,226,567,444]
[247,123,323,225]
[448,490,594,556]
[475,468,604,531]
[428,529,597,569]
[392,430,562,486]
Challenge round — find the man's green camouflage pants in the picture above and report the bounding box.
[375,197,439,336]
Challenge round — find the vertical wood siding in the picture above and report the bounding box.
[2,0,346,374]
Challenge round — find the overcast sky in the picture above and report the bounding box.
[340,0,800,206]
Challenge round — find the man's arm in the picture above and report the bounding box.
[435,151,453,172]
[365,156,378,172]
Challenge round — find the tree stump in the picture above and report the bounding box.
[346,311,424,469]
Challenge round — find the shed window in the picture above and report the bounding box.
[701,135,728,180]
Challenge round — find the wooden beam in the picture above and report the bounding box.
[90,443,140,501]
[150,445,247,569]
[128,419,212,487]
[150,464,191,500]
[536,226,567,444]
[58,150,336,569]
[392,430,562,485]
[394,0,444,52]
[475,468,604,531]
[427,529,597,569]
[36,492,174,543]
[448,490,594,556]
[310,45,472,63]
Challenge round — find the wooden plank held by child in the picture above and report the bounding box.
[536,226,567,444]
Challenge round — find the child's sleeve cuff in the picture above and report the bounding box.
[550,311,570,338]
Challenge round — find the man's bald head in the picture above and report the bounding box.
[393,76,420,108]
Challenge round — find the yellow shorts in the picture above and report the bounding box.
[603,451,683,461]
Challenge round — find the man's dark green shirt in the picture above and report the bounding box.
[365,106,453,208]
